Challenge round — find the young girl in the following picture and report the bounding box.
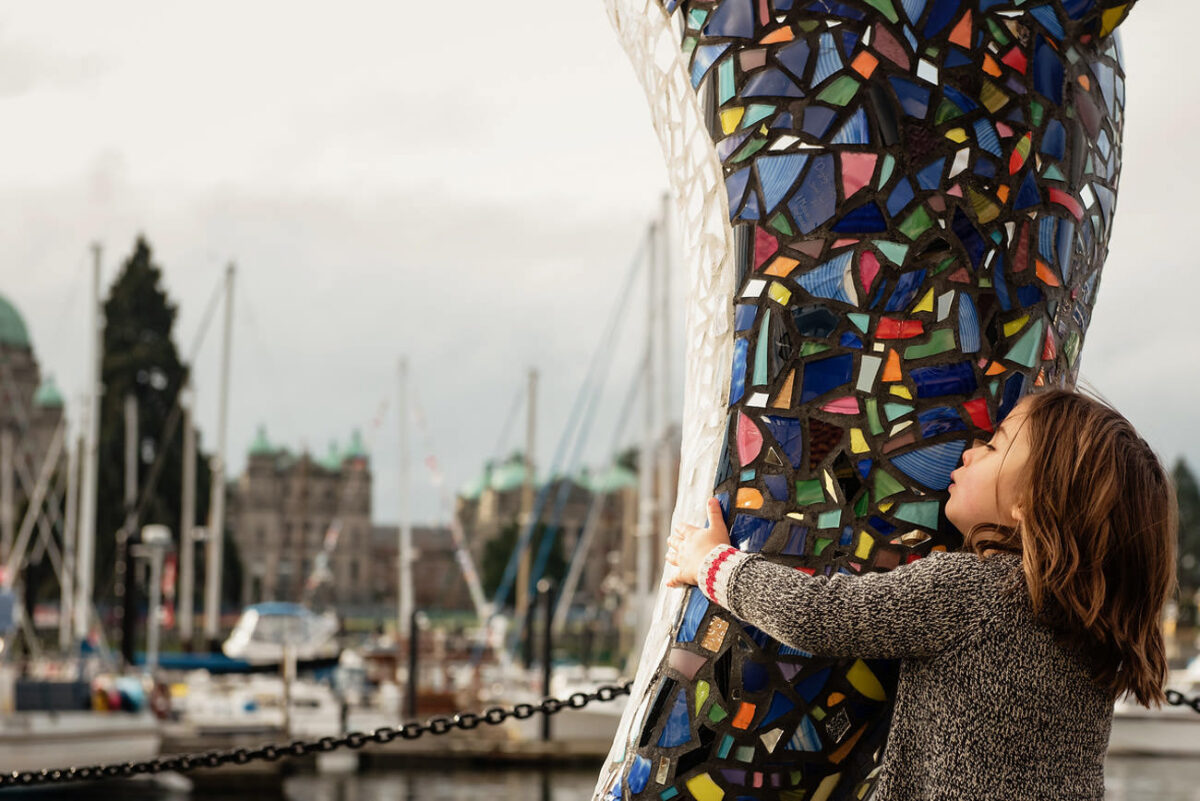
[665,387,1177,800]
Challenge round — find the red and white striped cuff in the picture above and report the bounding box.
[697,544,749,609]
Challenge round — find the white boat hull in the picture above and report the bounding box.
[0,711,161,773]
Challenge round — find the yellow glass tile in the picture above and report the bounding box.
[945,127,968,143]
[768,281,793,305]
[686,772,726,801]
[701,617,729,652]
[913,287,934,313]
[1100,4,1128,37]
[695,680,710,714]
[847,659,887,701]
[721,107,745,135]
[657,758,671,785]
[760,728,784,752]
[1002,314,1029,337]
[764,256,800,277]
[736,488,764,509]
[849,428,868,453]
[854,531,873,560]
[811,771,842,801]
[879,501,893,512]
[889,385,912,399]
[772,369,795,408]
[731,701,757,729]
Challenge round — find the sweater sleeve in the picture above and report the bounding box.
[696,545,1013,660]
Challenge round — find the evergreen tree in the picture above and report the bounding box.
[481,520,568,607]
[94,237,236,635]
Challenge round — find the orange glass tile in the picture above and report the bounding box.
[948,11,972,48]
[851,51,879,78]
[772,369,795,408]
[1042,329,1057,361]
[736,488,764,509]
[700,617,729,652]
[881,349,902,381]
[731,701,757,730]
[829,724,868,764]
[982,53,1002,77]
[1078,75,1091,90]
[985,361,1006,376]
[760,26,795,44]
[1035,259,1061,287]
[995,184,1009,204]
[827,692,845,706]
[764,256,800,277]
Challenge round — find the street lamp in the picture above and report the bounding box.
[133,525,173,675]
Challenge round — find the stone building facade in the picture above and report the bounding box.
[368,524,474,614]
[231,428,372,611]
[0,293,64,563]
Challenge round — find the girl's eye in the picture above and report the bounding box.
[971,438,995,450]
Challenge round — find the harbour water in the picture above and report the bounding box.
[19,758,1200,800]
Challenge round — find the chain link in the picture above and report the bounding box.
[3,681,1197,789]
[0,680,633,789]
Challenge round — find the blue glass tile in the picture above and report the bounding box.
[839,526,854,546]
[1041,119,1066,159]
[972,157,996,180]
[795,666,831,703]
[773,0,796,10]
[756,153,810,214]
[952,208,986,268]
[743,661,769,693]
[958,293,980,353]
[856,458,872,479]
[788,154,837,234]
[657,689,694,748]
[918,406,966,437]
[831,107,870,145]
[777,39,812,81]
[886,178,916,217]
[869,515,896,535]
[793,304,838,338]
[972,119,1002,157]
[891,440,967,490]
[800,354,854,402]
[691,43,733,88]
[703,0,755,38]
[994,252,1012,312]
[813,33,843,85]
[1034,35,1064,104]
[743,623,772,649]
[803,1,864,20]
[884,268,927,312]
[923,0,959,37]
[1056,219,1076,282]
[901,0,926,23]
[1062,0,1090,18]
[840,30,860,59]
[1016,284,1043,308]
[796,252,853,304]
[735,304,758,333]
[603,778,623,801]
[763,473,789,501]
[739,187,761,221]
[676,588,710,643]
[717,130,753,161]
[839,331,863,348]
[763,416,804,468]
[944,48,973,69]
[731,338,748,404]
[801,105,837,138]
[1028,4,1066,41]
[910,362,977,398]
[628,755,652,794]
[760,692,796,728]
[731,514,774,552]
[1015,171,1041,211]
[998,372,1026,421]
[774,111,795,128]
[782,525,808,555]
[889,76,931,118]
[726,166,751,218]
[787,715,822,751]
[916,158,945,191]
[832,202,887,233]
[743,68,806,98]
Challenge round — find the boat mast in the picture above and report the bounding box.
[74,244,102,645]
[515,368,537,647]
[397,358,413,646]
[656,196,675,551]
[203,262,234,649]
[634,220,658,657]
[178,385,196,645]
[58,431,79,651]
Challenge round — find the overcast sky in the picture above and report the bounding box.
[2,3,1196,526]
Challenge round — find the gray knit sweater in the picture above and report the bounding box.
[697,545,1114,800]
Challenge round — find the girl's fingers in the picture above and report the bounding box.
[707,497,723,529]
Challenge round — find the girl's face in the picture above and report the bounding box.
[946,397,1034,537]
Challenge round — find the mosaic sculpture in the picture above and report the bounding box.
[595,1,1139,799]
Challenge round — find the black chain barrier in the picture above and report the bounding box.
[2,681,1197,789]
[0,681,633,789]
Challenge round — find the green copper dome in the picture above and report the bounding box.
[319,440,342,471]
[249,424,274,456]
[588,464,638,494]
[343,428,367,460]
[0,295,30,349]
[32,375,64,408]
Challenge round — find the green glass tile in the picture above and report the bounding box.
[929,255,956,276]
[683,37,698,58]
[899,206,934,240]
[1005,318,1044,368]
[876,240,909,265]
[719,58,736,105]
[817,75,861,107]
[1030,100,1044,127]
[661,789,680,801]
[709,704,728,724]
[1042,163,1065,182]
[873,469,904,501]
[903,328,957,360]
[796,479,824,505]
[854,492,868,516]
[743,103,775,128]
[814,537,832,556]
[990,230,1004,244]
[740,469,756,481]
[687,8,709,29]
[988,378,999,396]
[696,680,710,714]
[769,212,794,236]
[979,277,992,288]
[934,98,965,125]
[894,501,939,529]
[848,312,870,333]
[754,309,771,385]
[883,402,914,421]
[797,20,820,32]
[1065,331,1081,368]
[878,154,897,188]
[985,18,1010,45]
[717,734,735,759]
[735,746,756,762]
[800,342,831,356]
[812,706,826,721]
[730,137,768,163]
[817,510,841,529]
[867,398,883,435]
[1066,46,1081,64]
[862,0,899,22]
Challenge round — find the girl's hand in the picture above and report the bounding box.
[665,498,732,588]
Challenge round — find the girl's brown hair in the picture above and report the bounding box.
[962,386,1178,708]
